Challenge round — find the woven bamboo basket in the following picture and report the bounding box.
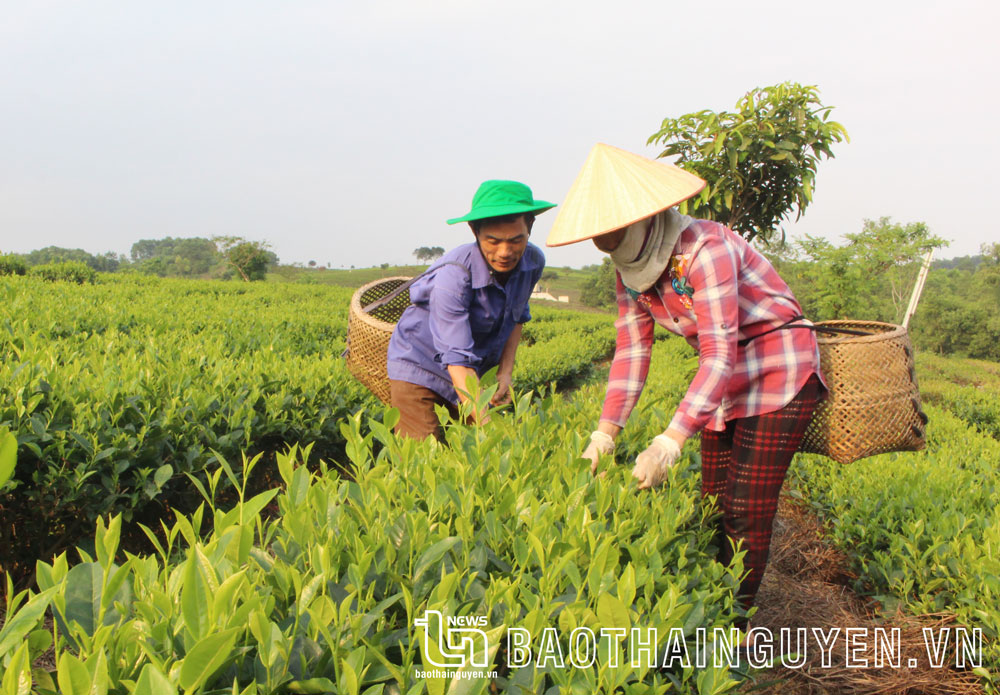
[800,320,927,464]
[345,277,414,404]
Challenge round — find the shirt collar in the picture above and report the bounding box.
[467,242,540,289]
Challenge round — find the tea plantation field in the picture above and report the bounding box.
[0,274,997,693]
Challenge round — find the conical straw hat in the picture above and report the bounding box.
[546,143,707,247]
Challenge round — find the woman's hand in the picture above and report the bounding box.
[582,430,615,474]
[632,434,682,489]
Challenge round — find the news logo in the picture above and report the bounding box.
[414,610,491,669]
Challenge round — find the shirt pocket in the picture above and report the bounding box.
[470,306,499,336]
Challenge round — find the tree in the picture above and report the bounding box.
[977,242,1000,305]
[0,253,27,276]
[648,82,849,243]
[21,246,123,272]
[776,217,946,323]
[213,236,276,282]
[130,237,219,276]
[413,246,445,262]
[580,258,618,310]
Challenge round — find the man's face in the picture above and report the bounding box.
[476,217,530,273]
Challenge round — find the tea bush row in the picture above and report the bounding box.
[0,277,629,582]
[921,379,1000,440]
[28,261,98,284]
[0,277,373,581]
[789,404,1000,678]
[0,340,747,694]
[916,354,1000,441]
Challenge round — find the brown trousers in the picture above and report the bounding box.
[389,379,460,440]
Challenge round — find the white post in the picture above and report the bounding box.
[902,249,934,329]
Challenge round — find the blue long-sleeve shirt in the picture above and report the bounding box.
[386,241,544,402]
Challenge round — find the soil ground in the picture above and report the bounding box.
[743,497,983,694]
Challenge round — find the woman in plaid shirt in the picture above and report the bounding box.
[547,144,825,615]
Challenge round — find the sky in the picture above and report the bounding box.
[2,0,998,269]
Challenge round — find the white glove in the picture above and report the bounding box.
[582,430,615,474]
[632,435,682,490]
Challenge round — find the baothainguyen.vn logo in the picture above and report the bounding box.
[413,611,983,676]
[413,609,497,680]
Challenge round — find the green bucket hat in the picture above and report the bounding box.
[446,180,556,225]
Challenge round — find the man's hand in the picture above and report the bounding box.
[632,434,682,490]
[582,430,615,475]
[490,373,513,406]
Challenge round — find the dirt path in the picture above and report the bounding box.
[744,498,982,694]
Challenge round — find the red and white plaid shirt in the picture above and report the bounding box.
[600,220,824,438]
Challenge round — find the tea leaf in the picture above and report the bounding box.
[177,628,240,691]
[133,664,177,695]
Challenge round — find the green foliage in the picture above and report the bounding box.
[18,246,123,272]
[918,353,1000,440]
[934,254,987,271]
[648,82,849,242]
[413,246,445,262]
[0,426,16,489]
[909,273,1000,361]
[3,261,998,691]
[516,309,617,389]
[0,275,371,582]
[762,218,998,360]
[268,264,430,286]
[0,335,747,691]
[214,236,278,281]
[580,257,618,310]
[0,253,27,276]
[790,400,1000,673]
[28,260,97,284]
[772,217,946,323]
[130,237,220,277]
[0,277,630,585]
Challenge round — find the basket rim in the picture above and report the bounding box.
[813,319,908,344]
[349,276,414,331]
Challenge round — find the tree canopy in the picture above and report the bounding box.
[648,82,849,243]
[772,218,945,325]
[413,246,445,262]
[213,236,277,282]
[579,258,617,311]
[130,237,219,277]
[19,246,123,272]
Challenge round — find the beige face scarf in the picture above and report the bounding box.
[609,208,693,292]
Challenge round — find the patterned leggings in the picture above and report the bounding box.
[699,374,823,609]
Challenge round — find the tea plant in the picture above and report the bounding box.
[0,276,646,583]
[790,404,1000,680]
[0,276,371,580]
[0,364,745,693]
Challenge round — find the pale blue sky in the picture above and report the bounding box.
[2,0,997,268]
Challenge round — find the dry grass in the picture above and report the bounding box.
[743,498,983,695]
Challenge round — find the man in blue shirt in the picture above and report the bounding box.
[386,180,555,439]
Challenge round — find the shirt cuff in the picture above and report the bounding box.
[666,410,699,440]
[439,348,482,368]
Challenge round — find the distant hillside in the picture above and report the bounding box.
[268,263,606,312]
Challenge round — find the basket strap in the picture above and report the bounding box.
[361,261,469,315]
[342,261,470,359]
[737,315,876,347]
